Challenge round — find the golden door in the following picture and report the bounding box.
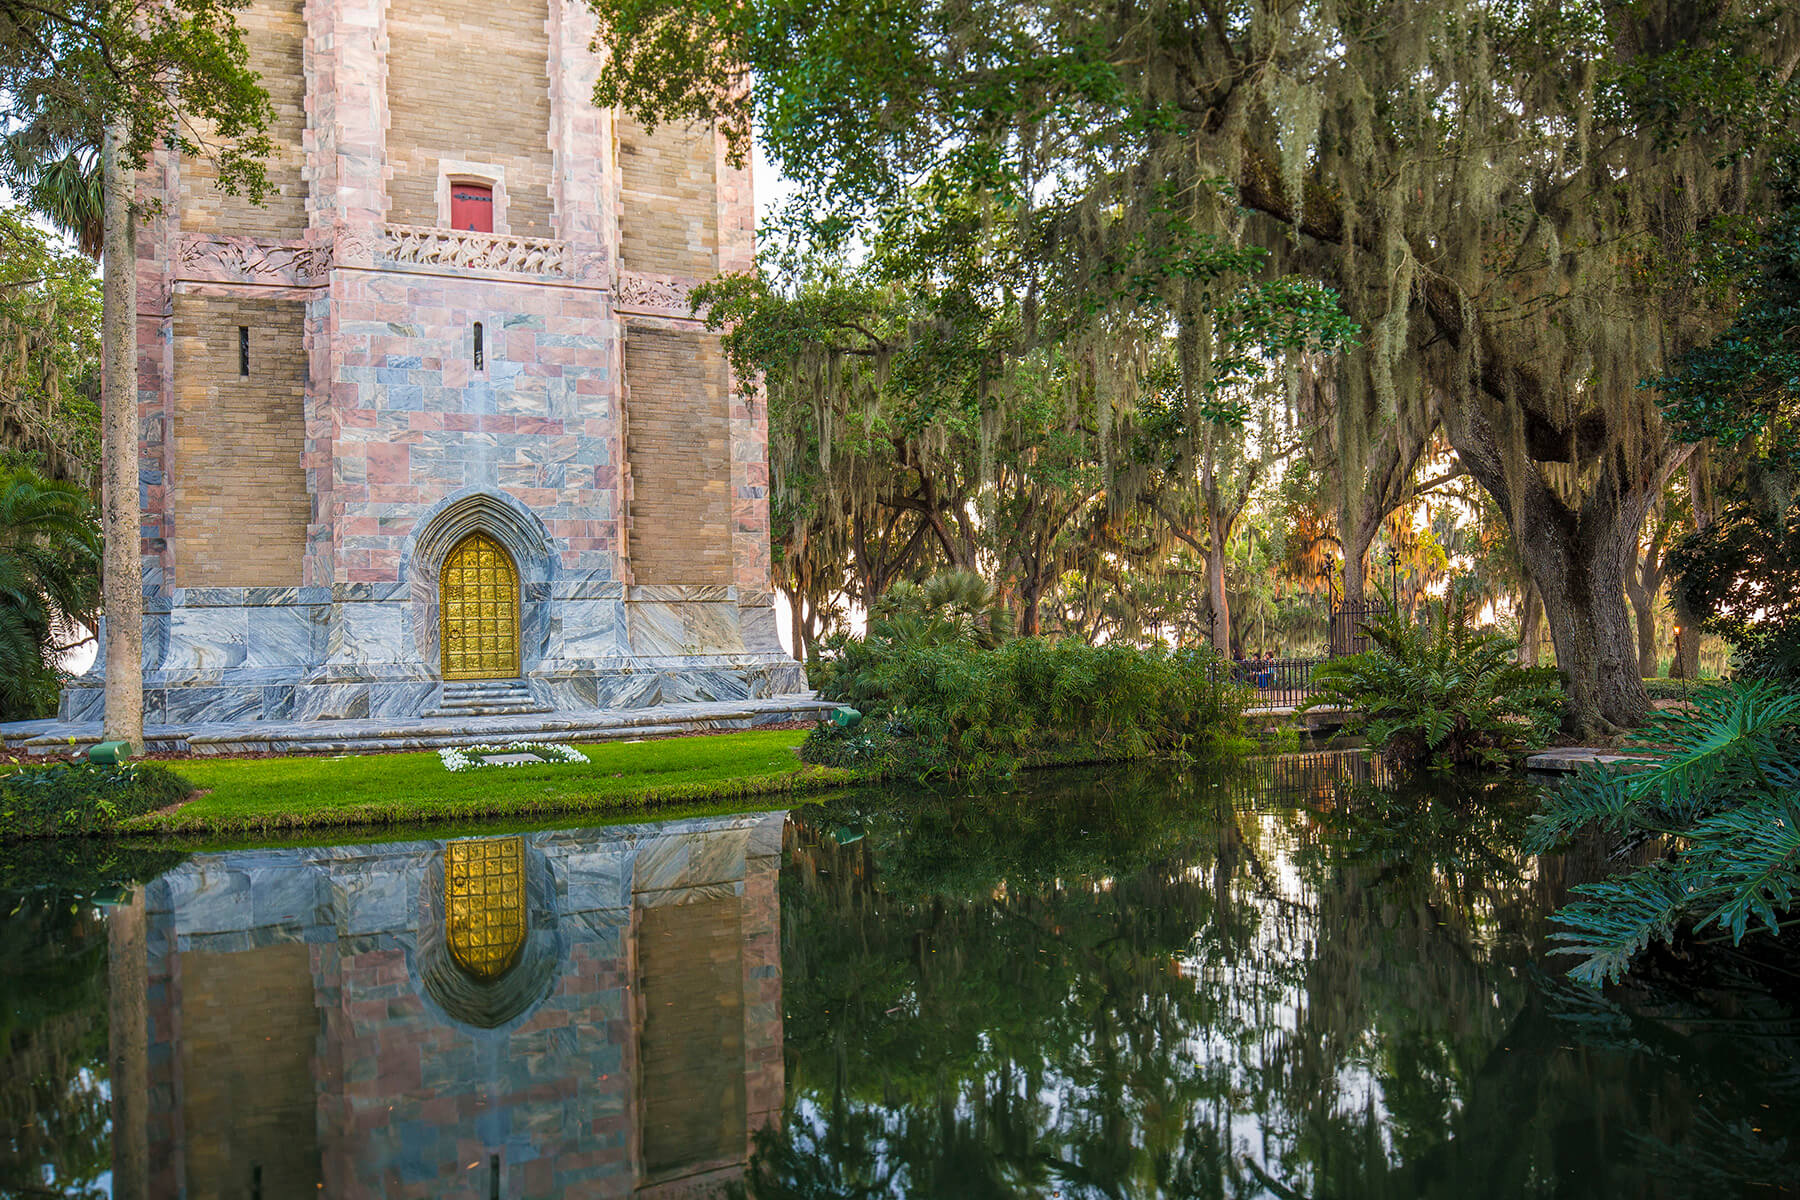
[439,532,520,680]
[444,836,527,979]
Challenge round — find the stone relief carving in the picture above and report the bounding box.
[174,235,333,284]
[380,225,571,276]
[615,272,703,316]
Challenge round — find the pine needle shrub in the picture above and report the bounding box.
[804,636,1250,778]
[1526,680,1800,985]
[1304,586,1563,770]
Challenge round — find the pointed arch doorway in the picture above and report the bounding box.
[439,532,521,680]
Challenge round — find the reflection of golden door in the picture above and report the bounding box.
[445,837,527,980]
[439,532,520,680]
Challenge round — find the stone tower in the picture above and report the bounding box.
[61,0,802,725]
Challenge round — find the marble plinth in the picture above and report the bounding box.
[59,584,804,727]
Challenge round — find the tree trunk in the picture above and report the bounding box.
[109,891,149,1200]
[1446,408,1663,736]
[1206,518,1231,653]
[1017,576,1042,637]
[785,586,808,660]
[1623,572,1657,678]
[1671,464,1714,680]
[1517,584,1542,666]
[101,119,143,747]
[1341,526,1371,606]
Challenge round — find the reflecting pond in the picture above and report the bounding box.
[3,751,1797,1198]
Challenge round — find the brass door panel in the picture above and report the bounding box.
[439,532,520,680]
[445,836,527,980]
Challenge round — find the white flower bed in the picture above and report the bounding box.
[438,742,587,772]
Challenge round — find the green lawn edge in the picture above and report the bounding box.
[114,730,861,838]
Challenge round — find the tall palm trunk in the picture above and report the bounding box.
[100,118,142,745]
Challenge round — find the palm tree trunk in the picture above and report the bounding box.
[101,118,143,746]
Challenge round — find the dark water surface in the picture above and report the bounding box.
[3,752,1797,1198]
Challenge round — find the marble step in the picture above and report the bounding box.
[425,679,550,718]
[8,695,838,756]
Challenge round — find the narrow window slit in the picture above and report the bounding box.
[238,326,250,377]
[473,322,484,371]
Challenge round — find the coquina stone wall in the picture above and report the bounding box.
[59,0,798,726]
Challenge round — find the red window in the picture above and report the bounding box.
[450,182,494,233]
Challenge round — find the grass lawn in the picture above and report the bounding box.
[122,729,853,836]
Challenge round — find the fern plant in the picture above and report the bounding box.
[1526,680,1800,984]
[1303,584,1563,770]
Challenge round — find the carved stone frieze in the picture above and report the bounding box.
[379,225,571,276]
[174,235,333,285]
[614,271,703,317]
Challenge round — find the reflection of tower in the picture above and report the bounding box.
[633,812,785,1193]
[131,813,786,1198]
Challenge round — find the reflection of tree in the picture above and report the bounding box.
[757,762,1800,1198]
[0,897,111,1199]
[1,845,184,1199]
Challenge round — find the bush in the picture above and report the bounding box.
[803,637,1251,778]
[1304,585,1563,770]
[1642,676,1724,702]
[0,761,195,840]
[1526,680,1800,985]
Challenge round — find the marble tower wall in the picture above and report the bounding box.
[58,0,801,729]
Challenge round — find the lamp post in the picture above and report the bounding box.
[1318,559,1337,655]
[1386,547,1399,607]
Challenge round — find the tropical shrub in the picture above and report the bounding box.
[869,569,1015,648]
[1304,587,1563,770]
[0,461,101,720]
[0,761,194,840]
[1526,681,1800,985]
[804,636,1250,778]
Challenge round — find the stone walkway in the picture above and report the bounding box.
[1523,746,1648,773]
[0,694,838,757]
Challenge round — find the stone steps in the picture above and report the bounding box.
[424,678,549,718]
[6,695,835,757]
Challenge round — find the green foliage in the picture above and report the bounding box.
[1657,150,1800,464]
[1526,680,1800,985]
[0,459,101,720]
[590,0,1799,734]
[804,631,1250,777]
[868,569,1015,648]
[1659,154,1800,684]
[0,0,275,202]
[0,210,101,479]
[1304,586,1564,770]
[1668,495,1800,682]
[0,761,193,840]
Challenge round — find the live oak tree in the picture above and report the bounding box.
[592,0,1800,735]
[0,0,272,744]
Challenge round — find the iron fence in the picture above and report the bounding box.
[1231,749,1400,805]
[1216,656,1328,709]
[1329,599,1391,657]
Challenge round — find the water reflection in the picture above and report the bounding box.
[767,761,1798,1199]
[108,814,783,1198]
[1,756,1796,1198]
